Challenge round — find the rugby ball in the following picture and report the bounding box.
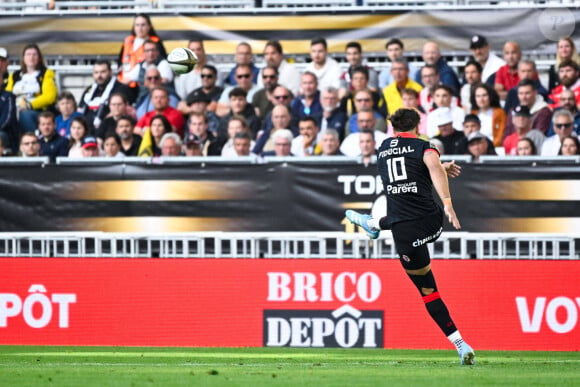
[167,47,198,75]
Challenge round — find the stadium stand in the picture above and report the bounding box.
[0,1,578,260]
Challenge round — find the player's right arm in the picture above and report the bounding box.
[423,151,461,230]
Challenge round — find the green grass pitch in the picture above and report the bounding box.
[0,346,578,386]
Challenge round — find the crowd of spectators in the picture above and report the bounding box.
[1,14,579,162]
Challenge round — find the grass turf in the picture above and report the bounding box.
[0,346,578,386]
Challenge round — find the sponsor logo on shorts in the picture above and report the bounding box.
[412,226,443,247]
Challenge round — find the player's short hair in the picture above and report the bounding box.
[389,108,420,132]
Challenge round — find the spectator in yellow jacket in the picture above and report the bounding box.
[6,43,57,133]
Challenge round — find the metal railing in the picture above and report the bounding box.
[0,231,576,259]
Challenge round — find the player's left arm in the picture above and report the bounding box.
[424,151,461,229]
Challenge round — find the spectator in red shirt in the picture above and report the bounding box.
[494,41,521,101]
[135,86,185,137]
[548,59,580,109]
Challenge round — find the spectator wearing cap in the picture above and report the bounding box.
[382,58,422,115]
[460,60,483,113]
[541,109,577,156]
[378,38,420,90]
[547,59,580,109]
[177,89,220,136]
[183,132,203,156]
[431,107,467,155]
[81,136,100,158]
[252,65,278,120]
[262,129,294,157]
[503,105,546,155]
[0,68,17,154]
[258,40,300,97]
[469,34,505,85]
[217,64,260,116]
[494,41,522,101]
[160,132,183,156]
[221,115,255,157]
[217,87,261,139]
[470,83,506,147]
[504,79,552,139]
[462,114,482,138]
[0,47,8,86]
[467,131,496,162]
[463,114,497,156]
[115,115,141,156]
[177,65,223,116]
[414,41,460,93]
[37,111,69,162]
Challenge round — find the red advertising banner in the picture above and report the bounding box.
[1,258,578,351]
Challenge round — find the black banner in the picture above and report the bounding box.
[0,162,579,233]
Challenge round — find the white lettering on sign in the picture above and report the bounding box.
[267,272,381,303]
[337,175,383,195]
[0,284,76,329]
[516,296,580,334]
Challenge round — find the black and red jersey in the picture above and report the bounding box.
[377,132,440,227]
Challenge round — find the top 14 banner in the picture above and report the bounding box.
[0,162,579,233]
[1,258,578,351]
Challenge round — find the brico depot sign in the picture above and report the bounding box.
[264,272,384,348]
[0,259,578,350]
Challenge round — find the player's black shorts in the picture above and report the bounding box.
[391,207,443,270]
